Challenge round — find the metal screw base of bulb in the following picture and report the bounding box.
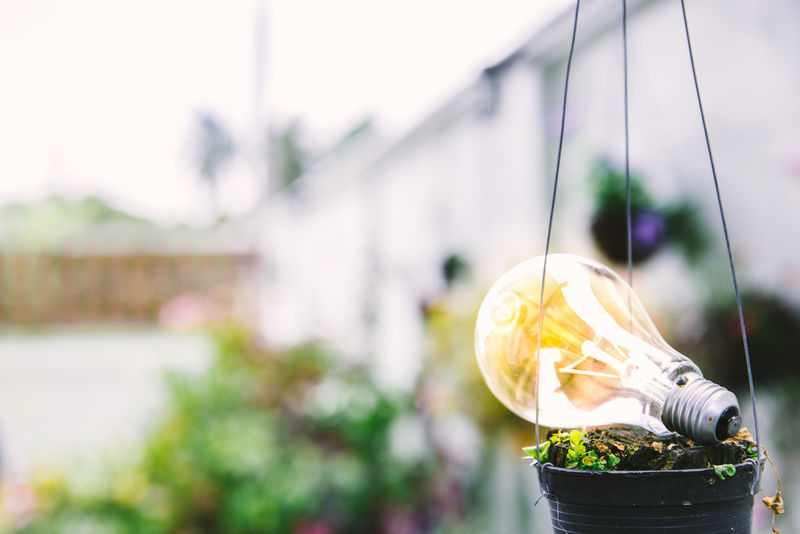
[661,375,742,445]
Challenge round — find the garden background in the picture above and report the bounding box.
[0,0,798,532]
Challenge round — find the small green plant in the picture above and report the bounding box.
[713,464,737,480]
[524,429,620,471]
[522,440,551,464]
[565,429,587,469]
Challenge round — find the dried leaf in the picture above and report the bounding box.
[762,450,785,534]
[762,491,784,515]
[651,441,664,453]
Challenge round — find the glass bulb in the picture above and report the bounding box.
[475,254,741,445]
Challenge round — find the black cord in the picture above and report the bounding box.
[679,0,761,493]
[535,0,581,473]
[622,0,633,323]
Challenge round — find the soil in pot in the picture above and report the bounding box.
[530,426,756,472]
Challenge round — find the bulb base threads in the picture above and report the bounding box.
[661,374,741,445]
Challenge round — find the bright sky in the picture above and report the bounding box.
[0,0,567,224]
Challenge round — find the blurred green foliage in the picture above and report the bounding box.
[421,299,527,439]
[0,196,146,226]
[591,160,654,215]
[0,196,149,249]
[678,291,800,394]
[15,317,522,534]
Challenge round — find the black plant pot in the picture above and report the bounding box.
[538,460,758,534]
[590,208,667,264]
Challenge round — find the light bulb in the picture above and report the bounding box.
[475,254,741,445]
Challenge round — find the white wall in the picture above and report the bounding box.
[259,0,800,376]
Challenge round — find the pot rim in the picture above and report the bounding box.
[538,459,760,506]
[539,457,759,478]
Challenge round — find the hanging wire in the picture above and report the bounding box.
[679,0,761,492]
[534,0,581,473]
[622,0,633,325]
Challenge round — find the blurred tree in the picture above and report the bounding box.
[271,121,307,192]
[268,119,373,194]
[0,195,150,249]
[441,253,470,288]
[194,113,236,217]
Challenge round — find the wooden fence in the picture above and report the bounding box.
[0,252,259,326]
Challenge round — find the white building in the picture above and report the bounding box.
[259,0,800,388]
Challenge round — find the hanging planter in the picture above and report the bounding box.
[539,461,758,534]
[591,207,667,263]
[587,161,708,265]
